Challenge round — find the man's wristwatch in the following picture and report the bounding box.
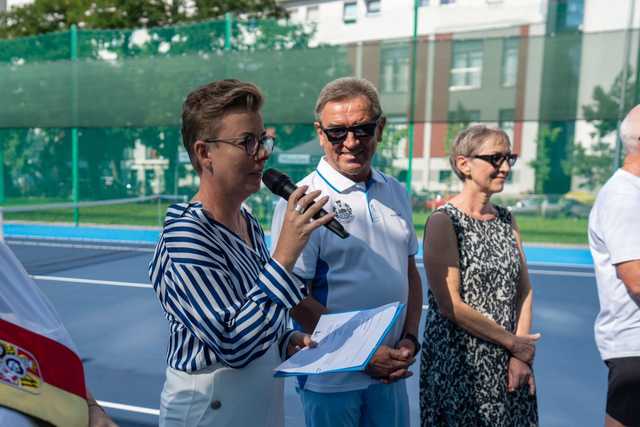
[402,333,421,356]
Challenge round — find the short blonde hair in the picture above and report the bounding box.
[449,125,511,181]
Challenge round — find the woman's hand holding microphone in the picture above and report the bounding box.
[272,185,335,272]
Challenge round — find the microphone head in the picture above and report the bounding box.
[262,168,294,199]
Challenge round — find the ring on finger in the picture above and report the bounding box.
[294,203,305,214]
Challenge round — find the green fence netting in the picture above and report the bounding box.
[1,17,638,221]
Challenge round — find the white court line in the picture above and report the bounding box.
[526,261,594,270]
[39,267,591,416]
[97,400,159,416]
[416,261,594,275]
[414,258,595,270]
[7,239,155,252]
[528,269,594,278]
[33,267,593,292]
[32,275,152,289]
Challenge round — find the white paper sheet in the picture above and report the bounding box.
[274,302,403,377]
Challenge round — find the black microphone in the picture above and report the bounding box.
[262,168,349,239]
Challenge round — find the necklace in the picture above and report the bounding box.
[201,205,250,244]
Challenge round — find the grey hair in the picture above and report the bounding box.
[314,77,383,120]
[620,110,640,154]
[449,125,511,181]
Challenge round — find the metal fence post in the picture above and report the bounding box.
[406,0,419,196]
[0,140,5,205]
[71,24,80,225]
[225,12,233,51]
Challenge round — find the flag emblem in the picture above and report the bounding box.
[333,200,354,224]
[0,339,42,394]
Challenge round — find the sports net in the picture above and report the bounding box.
[1,16,638,242]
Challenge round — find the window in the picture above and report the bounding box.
[343,2,357,23]
[505,171,515,183]
[440,0,455,4]
[438,170,452,183]
[499,109,515,143]
[380,45,410,93]
[564,0,584,30]
[366,0,381,14]
[550,0,584,33]
[448,109,480,124]
[501,38,519,87]
[287,7,299,20]
[306,5,319,22]
[419,0,430,5]
[450,40,483,90]
[145,146,158,160]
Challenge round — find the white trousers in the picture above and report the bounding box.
[159,346,284,427]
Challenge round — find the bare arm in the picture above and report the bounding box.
[507,216,537,395]
[424,212,539,363]
[290,293,327,334]
[396,256,422,355]
[616,260,640,302]
[511,217,534,336]
[87,391,118,427]
[404,256,422,337]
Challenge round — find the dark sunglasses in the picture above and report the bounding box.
[203,132,275,158]
[317,116,381,144]
[471,153,518,168]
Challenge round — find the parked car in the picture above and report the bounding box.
[509,195,564,217]
[425,193,456,210]
[509,194,592,218]
[561,198,592,218]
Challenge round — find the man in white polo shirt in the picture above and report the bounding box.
[271,77,422,427]
[589,105,640,427]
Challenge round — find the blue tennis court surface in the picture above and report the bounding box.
[3,223,594,267]
[4,225,605,427]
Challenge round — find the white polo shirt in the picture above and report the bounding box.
[589,168,640,360]
[271,158,418,393]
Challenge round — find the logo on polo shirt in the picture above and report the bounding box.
[0,339,42,394]
[333,200,354,224]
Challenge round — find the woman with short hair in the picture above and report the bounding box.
[150,79,333,427]
[420,125,539,426]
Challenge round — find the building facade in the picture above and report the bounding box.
[280,0,640,196]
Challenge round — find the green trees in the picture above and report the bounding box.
[529,126,561,194]
[0,0,287,38]
[0,1,332,200]
[563,68,634,191]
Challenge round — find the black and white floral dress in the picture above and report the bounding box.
[420,203,538,426]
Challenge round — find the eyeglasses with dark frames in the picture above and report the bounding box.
[317,115,381,145]
[471,153,518,169]
[202,132,275,158]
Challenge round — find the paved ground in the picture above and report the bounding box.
[6,236,606,427]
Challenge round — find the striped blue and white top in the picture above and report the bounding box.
[149,202,303,372]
